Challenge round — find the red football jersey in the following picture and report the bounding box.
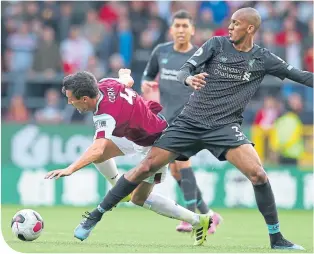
[93,78,167,146]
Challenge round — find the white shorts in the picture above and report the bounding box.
[111,136,167,184]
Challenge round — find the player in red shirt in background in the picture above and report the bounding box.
[45,69,211,246]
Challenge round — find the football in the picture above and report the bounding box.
[11,209,44,241]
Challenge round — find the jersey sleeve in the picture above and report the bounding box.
[142,45,160,82]
[264,50,313,87]
[177,37,219,85]
[93,114,116,140]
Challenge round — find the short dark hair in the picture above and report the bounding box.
[171,9,193,24]
[62,71,98,99]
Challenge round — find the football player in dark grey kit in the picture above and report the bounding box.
[78,7,313,249]
[141,10,222,234]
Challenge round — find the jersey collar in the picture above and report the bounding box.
[94,91,104,115]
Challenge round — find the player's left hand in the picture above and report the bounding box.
[44,168,73,180]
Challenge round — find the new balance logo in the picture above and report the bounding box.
[220,56,228,62]
[242,72,251,81]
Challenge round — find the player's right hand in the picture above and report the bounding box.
[44,168,73,180]
[185,72,208,90]
[141,81,158,93]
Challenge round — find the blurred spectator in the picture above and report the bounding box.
[285,30,302,70]
[34,88,63,124]
[5,21,37,98]
[116,17,133,67]
[260,31,284,59]
[261,3,281,33]
[199,1,229,25]
[254,96,280,130]
[297,1,313,25]
[106,53,125,78]
[80,8,106,50]
[129,1,149,43]
[270,93,305,165]
[29,18,44,38]
[60,25,94,74]
[58,2,73,41]
[32,26,62,77]
[5,95,30,123]
[99,2,120,27]
[195,8,217,38]
[39,0,59,32]
[24,1,40,21]
[130,29,155,93]
[86,56,106,81]
[5,21,37,72]
[304,48,313,73]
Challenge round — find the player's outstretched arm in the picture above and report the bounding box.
[44,139,108,179]
[118,68,134,88]
[264,51,313,88]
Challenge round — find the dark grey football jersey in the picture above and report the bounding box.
[177,36,313,129]
[142,42,199,123]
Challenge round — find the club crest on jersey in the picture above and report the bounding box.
[94,120,106,130]
[248,59,255,68]
[161,58,168,64]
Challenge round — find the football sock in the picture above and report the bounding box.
[180,168,198,212]
[196,186,209,214]
[90,175,139,219]
[253,179,281,242]
[143,192,200,226]
[94,159,120,186]
[177,172,209,214]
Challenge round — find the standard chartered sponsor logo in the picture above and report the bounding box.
[213,63,242,80]
[160,68,179,81]
[12,125,93,168]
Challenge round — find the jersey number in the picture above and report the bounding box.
[120,88,136,105]
[231,126,243,137]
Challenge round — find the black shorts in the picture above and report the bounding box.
[153,115,254,161]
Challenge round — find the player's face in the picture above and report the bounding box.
[228,13,254,44]
[65,90,90,114]
[170,18,194,45]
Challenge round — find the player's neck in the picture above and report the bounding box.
[173,42,193,53]
[232,37,254,52]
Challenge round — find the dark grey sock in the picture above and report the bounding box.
[253,179,279,225]
[180,167,197,212]
[253,179,281,242]
[196,186,209,214]
[90,175,138,219]
[177,170,208,214]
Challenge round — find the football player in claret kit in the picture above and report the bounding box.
[45,69,211,246]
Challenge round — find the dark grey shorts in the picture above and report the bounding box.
[153,116,253,161]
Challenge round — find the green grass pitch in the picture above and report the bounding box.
[1,205,313,253]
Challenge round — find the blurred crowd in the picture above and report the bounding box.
[1,1,313,125]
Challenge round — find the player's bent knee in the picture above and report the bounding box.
[249,166,268,185]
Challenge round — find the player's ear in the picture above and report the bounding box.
[191,25,195,36]
[247,25,255,34]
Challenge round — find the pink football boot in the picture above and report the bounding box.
[176,221,193,232]
[208,211,223,234]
